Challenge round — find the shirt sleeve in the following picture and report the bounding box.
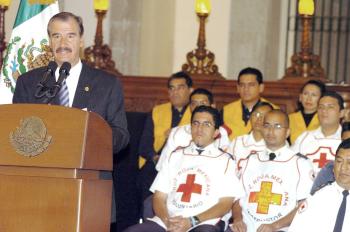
[296,157,314,200]
[218,158,246,199]
[156,127,176,171]
[150,149,172,194]
[138,112,156,160]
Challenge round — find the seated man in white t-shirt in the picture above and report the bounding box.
[230,110,314,232]
[124,106,244,232]
[229,101,273,166]
[292,91,345,174]
[156,88,230,171]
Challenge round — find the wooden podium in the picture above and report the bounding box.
[0,104,113,232]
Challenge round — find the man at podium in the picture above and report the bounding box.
[12,11,129,154]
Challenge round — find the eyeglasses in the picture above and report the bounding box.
[191,120,214,128]
[263,123,288,130]
[251,112,265,118]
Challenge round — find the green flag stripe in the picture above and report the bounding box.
[13,0,50,28]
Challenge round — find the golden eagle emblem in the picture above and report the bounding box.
[10,116,52,157]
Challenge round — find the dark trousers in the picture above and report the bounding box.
[123,220,222,232]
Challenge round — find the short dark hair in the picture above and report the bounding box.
[320,91,344,110]
[48,12,84,36]
[252,101,273,114]
[167,71,193,88]
[190,88,214,104]
[342,122,350,136]
[336,138,350,155]
[238,67,263,84]
[297,80,326,111]
[191,105,221,129]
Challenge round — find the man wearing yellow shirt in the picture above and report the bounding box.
[223,67,276,140]
[138,71,193,202]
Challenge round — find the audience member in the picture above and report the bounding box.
[230,110,313,232]
[289,80,326,144]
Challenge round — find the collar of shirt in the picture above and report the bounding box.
[264,143,292,161]
[334,182,349,194]
[55,60,82,107]
[314,125,342,139]
[241,99,261,126]
[246,132,265,146]
[189,142,217,157]
[171,104,188,127]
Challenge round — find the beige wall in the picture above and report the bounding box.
[172,0,232,76]
[4,0,290,80]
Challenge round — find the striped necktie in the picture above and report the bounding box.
[333,190,349,232]
[58,79,69,107]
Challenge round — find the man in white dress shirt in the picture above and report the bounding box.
[292,91,345,174]
[230,110,314,232]
[289,138,350,232]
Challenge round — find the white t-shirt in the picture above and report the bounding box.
[149,142,244,229]
[229,132,265,164]
[289,182,350,232]
[292,126,342,173]
[238,145,314,232]
[156,124,230,171]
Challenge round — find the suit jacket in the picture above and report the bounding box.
[13,61,130,154]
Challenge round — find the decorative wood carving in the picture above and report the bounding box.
[84,10,121,76]
[120,75,350,114]
[182,13,222,79]
[284,15,325,79]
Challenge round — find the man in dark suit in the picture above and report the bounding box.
[12,11,129,154]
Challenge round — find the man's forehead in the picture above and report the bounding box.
[319,96,338,104]
[169,78,187,86]
[337,148,350,158]
[239,74,258,83]
[264,113,285,124]
[191,94,209,102]
[193,112,213,121]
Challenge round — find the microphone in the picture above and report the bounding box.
[44,62,71,103]
[34,61,58,98]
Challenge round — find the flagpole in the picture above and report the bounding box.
[0,5,8,69]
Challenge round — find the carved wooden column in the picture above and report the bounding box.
[84,9,121,76]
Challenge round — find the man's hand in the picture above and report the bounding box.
[167,216,191,232]
[230,219,247,232]
[257,223,277,232]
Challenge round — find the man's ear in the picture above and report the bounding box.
[340,109,346,119]
[259,83,265,93]
[213,129,220,139]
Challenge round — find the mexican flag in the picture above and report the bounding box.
[0,0,59,104]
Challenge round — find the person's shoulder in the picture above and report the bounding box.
[289,111,301,119]
[83,62,120,83]
[17,66,46,82]
[223,99,241,109]
[153,102,171,111]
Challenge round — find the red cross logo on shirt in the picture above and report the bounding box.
[176,174,202,202]
[313,152,331,168]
